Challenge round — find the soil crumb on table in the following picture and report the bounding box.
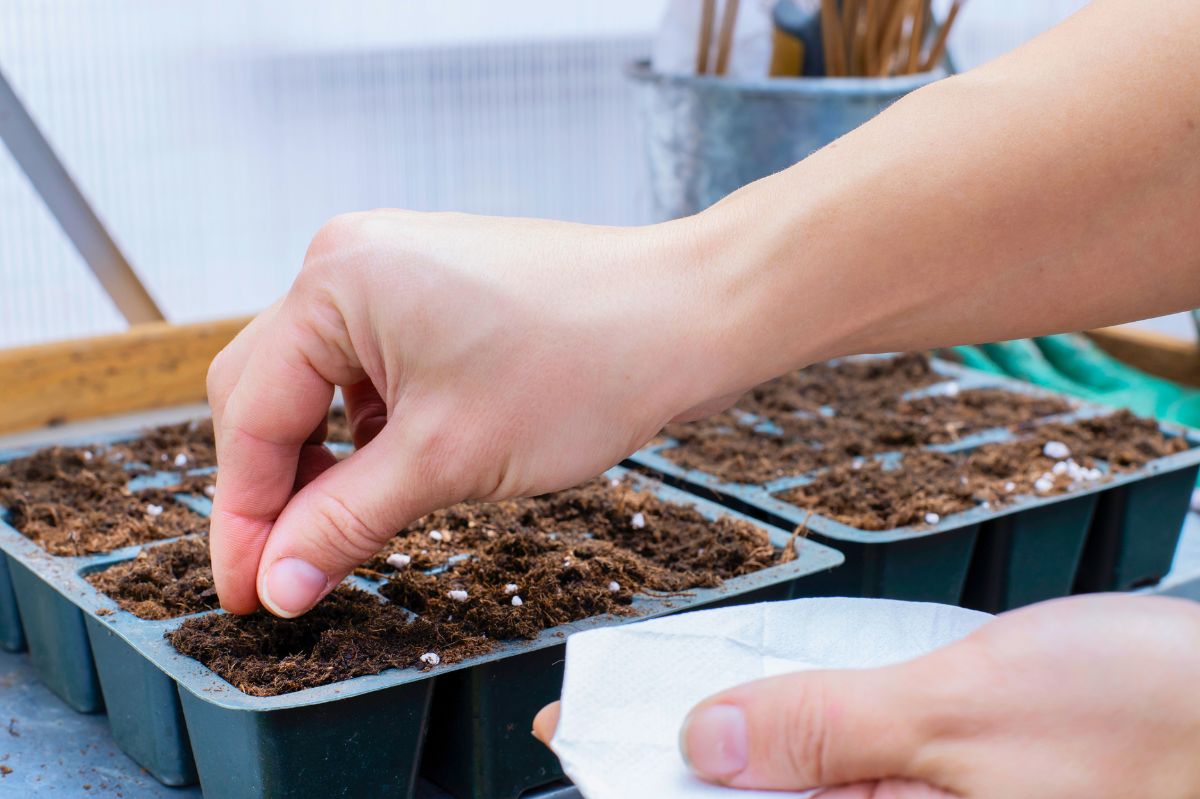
[0,446,208,556]
[86,537,217,620]
[168,586,492,697]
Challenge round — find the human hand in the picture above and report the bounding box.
[206,210,756,617]
[533,594,1200,797]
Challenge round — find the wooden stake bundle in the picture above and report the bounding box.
[818,0,965,78]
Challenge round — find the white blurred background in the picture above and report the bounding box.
[1,0,1189,347]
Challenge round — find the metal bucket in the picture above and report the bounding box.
[626,59,948,220]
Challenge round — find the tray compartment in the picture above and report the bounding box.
[1074,464,1200,592]
[84,614,198,785]
[0,552,24,651]
[7,557,103,712]
[179,678,434,799]
[961,493,1098,613]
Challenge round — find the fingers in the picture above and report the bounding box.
[680,660,937,791]
[342,378,388,449]
[253,419,451,617]
[532,701,561,746]
[209,308,350,614]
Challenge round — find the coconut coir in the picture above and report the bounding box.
[85,537,218,620]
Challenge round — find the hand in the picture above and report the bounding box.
[205,210,750,617]
[533,594,1200,797]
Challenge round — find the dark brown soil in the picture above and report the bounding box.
[737,353,941,416]
[1032,410,1187,470]
[114,419,216,470]
[662,388,1075,484]
[168,586,492,697]
[86,538,217,620]
[374,477,778,640]
[0,447,208,556]
[775,425,1115,530]
[168,478,779,696]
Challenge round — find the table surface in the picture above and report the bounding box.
[0,409,1197,798]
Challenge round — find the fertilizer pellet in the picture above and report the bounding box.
[511,595,523,607]
[447,589,469,602]
[630,512,646,529]
[385,553,412,570]
[420,652,441,666]
[1043,441,1071,460]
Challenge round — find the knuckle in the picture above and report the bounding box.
[206,346,233,401]
[307,493,387,566]
[307,212,372,260]
[778,682,831,785]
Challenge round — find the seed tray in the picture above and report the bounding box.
[627,356,1200,611]
[0,444,843,799]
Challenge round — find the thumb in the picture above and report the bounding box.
[254,421,450,618]
[680,659,938,791]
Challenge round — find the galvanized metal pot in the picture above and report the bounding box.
[627,60,948,220]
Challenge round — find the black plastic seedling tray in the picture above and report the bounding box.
[0,446,842,799]
[627,357,1200,612]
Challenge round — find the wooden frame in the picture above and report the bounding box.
[0,319,1194,436]
[0,317,250,434]
[1086,326,1200,388]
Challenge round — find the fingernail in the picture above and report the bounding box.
[680,704,748,780]
[261,558,328,618]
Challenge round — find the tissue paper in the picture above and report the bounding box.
[551,598,991,799]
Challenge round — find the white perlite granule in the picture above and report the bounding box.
[924,512,940,525]
[1034,477,1054,493]
[447,589,469,602]
[146,504,164,517]
[1004,481,1016,493]
[174,452,189,467]
[608,581,620,593]
[420,652,441,666]
[203,485,216,498]
[386,553,412,569]
[630,512,646,529]
[429,530,444,542]
[511,596,523,607]
[503,583,519,594]
[1043,441,1071,460]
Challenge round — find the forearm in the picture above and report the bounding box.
[686,0,1200,398]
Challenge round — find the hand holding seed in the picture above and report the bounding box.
[205,210,742,617]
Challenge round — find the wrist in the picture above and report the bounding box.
[661,182,856,405]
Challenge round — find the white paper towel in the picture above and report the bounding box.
[551,598,992,799]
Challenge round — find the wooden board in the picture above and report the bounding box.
[1086,326,1200,388]
[0,316,250,434]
